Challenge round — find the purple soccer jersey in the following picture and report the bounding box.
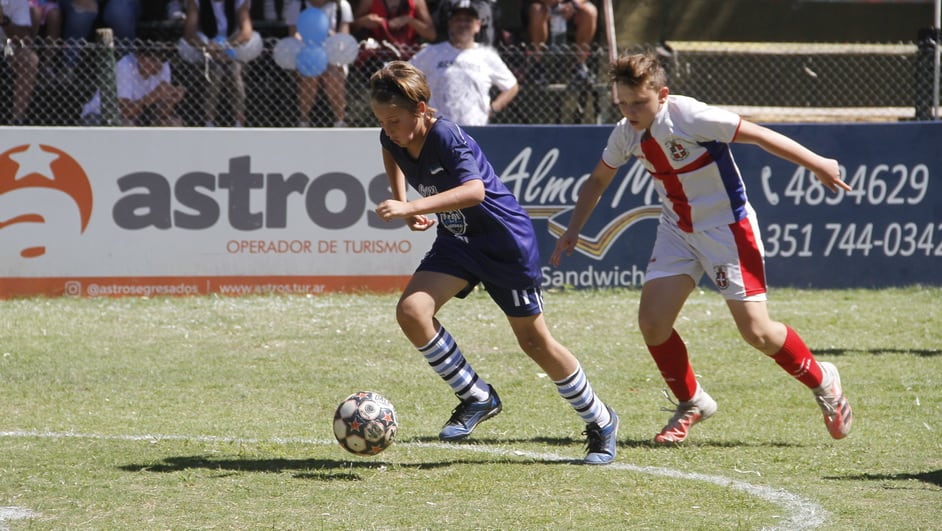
[380,119,541,289]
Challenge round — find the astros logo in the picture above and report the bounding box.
[0,144,93,258]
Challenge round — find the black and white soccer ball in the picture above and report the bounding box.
[332,391,398,456]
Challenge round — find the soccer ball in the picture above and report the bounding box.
[332,391,398,455]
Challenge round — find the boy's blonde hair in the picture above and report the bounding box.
[608,51,667,91]
[369,61,436,116]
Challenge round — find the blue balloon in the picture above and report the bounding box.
[296,44,328,78]
[213,35,236,58]
[297,7,329,45]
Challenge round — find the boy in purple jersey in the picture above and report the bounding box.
[370,60,618,464]
[551,51,854,444]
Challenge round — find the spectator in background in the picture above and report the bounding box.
[102,0,141,44]
[29,0,62,76]
[287,0,352,127]
[1,0,39,125]
[97,1,141,64]
[59,0,141,76]
[59,0,95,76]
[410,4,515,126]
[183,0,253,127]
[524,0,596,85]
[165,0,185,21]
[251,0,284,23]
[80,48,185,125]
[29,0,61,39]
[352,0,436,57]
[431,0,493,46]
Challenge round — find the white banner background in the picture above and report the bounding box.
[0,127,435,296]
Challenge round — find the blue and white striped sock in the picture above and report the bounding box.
[555,365,611,428]
[418,326,489,402]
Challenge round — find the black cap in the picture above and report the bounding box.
[449,4,479,19]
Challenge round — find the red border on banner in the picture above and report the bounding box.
[0,276,412,299]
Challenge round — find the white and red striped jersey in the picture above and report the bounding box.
[602,95,752,232]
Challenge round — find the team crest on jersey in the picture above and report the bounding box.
[665,140,689,161]
[714,266,729,290]
[439,209,468,236]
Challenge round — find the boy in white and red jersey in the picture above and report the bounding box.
[551,51,854,444]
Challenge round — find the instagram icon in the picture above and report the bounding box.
[64,281,82,297]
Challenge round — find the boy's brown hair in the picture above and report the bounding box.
[369,61,436,116]
[608,51,667,91]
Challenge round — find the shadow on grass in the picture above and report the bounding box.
[813,347,941,357]
[120,434,808,480]
[408,435,579,447]
[828,469,942,488]
[624,439,802,449]
[118,452,568,480]
[409,435,803,449]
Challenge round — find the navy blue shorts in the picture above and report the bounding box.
[417,235,545,318]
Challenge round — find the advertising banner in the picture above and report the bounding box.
[468,121,942,290]
[1,122,939,298]
[0,128,435,297]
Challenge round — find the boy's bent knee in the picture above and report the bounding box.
[739,328,776,353]
[638,315,673,345]
[395,300,427,328]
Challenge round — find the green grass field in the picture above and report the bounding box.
[1,287,939,530]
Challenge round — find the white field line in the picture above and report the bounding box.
[0,506,36,531]
[417,442,827,531]
[0,429,334,445]
[0,430,827,531]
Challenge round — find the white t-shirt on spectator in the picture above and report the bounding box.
[82,55,173,119]
[410,41,517,126]
[0,0,31,40]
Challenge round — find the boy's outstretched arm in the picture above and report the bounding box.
[734,120,851,193]
[550,160,619,266]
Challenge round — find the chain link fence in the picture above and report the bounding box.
[663,41,935,122]
[1,34,938,127]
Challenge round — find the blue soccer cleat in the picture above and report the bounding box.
[439,385,503,442]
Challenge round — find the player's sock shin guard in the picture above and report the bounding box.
[647,329,698,402]
[772,325,824,389]
[418,326,489,401]
[554,365,611,428]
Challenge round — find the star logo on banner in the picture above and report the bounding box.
[1,143,95,234]
[8,144,61,181]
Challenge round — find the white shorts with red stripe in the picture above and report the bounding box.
[645,213,768,301]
